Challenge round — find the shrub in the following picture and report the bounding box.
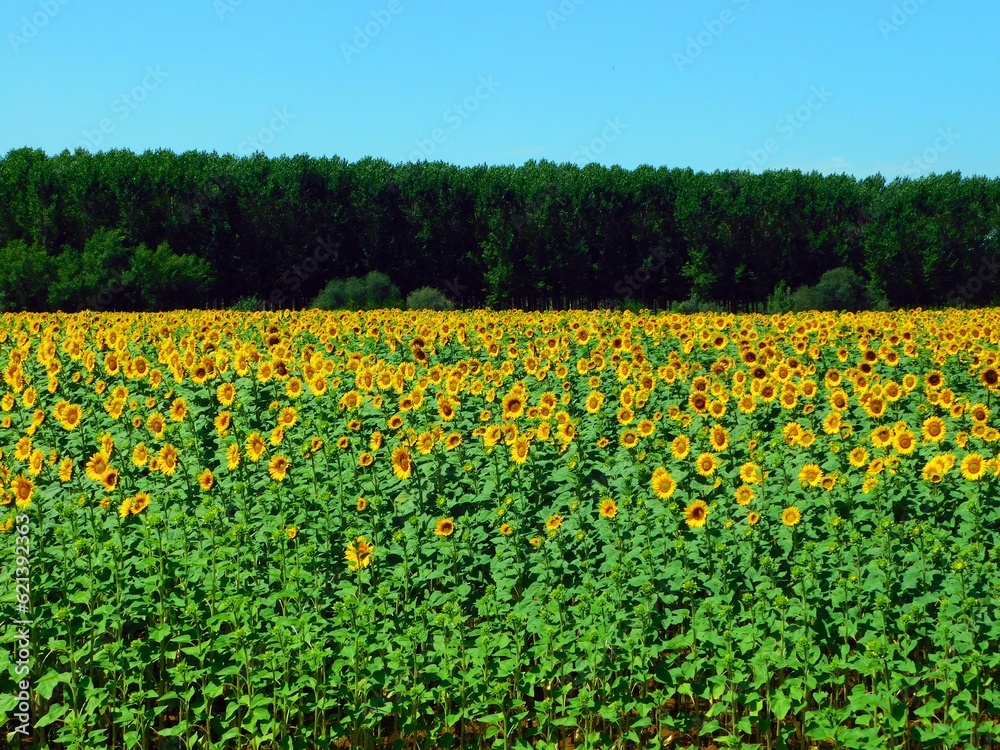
[0,239,56,312]
[810,267,870,311]
[765,280,793,314]
[671,295,722,314]
[312,271,401,310]
[125,242,214,310]
[231,296,263,312]
[405,286,455,311]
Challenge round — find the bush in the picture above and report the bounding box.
[125,242,214,310]
[765,280,793,314]
[0,239,56,312]
[810,267,870,311]
[312,271,401,310]
[405,286,455,311]
[671,295,722,314]
[231,296,263,312]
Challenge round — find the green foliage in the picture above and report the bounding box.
[765,280,793,314]
[405,286,455,311]
[0,239,55,311]
[1,149,998,310]
[312,271,401,310]
[125,242,214,310]
[789,266,872,312]
[671,294,723,314]
[48,228,133,311]
[230,295,263,311]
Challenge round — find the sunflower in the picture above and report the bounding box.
[268,455,290,482]
[435,517,455,537]
[546,513,564,532]
[119,497,133,518]
[981,367,1000,391]
[694,452,717,478]
[892,428,917,455]
[58,458,73,483]
[392,446,413,480]
[57,402,82,431]
[960,453,986,481]
[198,469,215,491]
[169,397,188,422]
[651,467,677,499]
[130,492,150,514]
[734,485,755,506]
[600,498,618,519]
[356,496,368,511]
[500,522,514,536]
[345,536,374,570]
[585,391,605,414]
[11,475,34,507]
[781,506,802,527]
[358,452,374,467]
[706,424,729,452]
[670,435,691,461]
[684,499,709,528]
[286,526,298,540]
[147,412,166,439]
[101,468,120,492]
[739,462,763,484]
[85,451,111,483]
[747,510,761,526]
[159,445,179,477]
[798,463,823,487]
[226,442,241,471]
[216,382,236,406]
[246,432,266,463]
[848,446,869,468]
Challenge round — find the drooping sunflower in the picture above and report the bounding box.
[684,499,709,528]
[345,536,374,570]
[268,455,290,482]
[226,442,241,471]
[392,445,413,480]
[130,492,150,515]
[198,469,215,491]
[747,510,761,526]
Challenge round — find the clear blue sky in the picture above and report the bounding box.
[3,0,997,179]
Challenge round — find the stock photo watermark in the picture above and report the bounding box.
[238,108,295,154]
[409,76,501,162]
[877,0,931,40]
[673,0,752,72]
[902,127,958,177]
[341,0,403,63]
[8,0,72,53]
[546,0,587,31]
[740,85,832,172]
[77,66,169,151]
[569,117,627,164]
[214,0,244,22]
[11,514,33,738]
[614,246,672,298]
[266,234,340,308]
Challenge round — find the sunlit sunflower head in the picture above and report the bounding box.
[392,445,413,480]
[651,467,677,499]
[960,452,986,481]
[545,513,564,532]
[198,469,215,491]
[268,454,290,482]
[798,463,823,487]
[695,452,717,478]
[599,498,618,519]
[670,435,690,461]
[781,506,802,527]
[435,517,456,537]
[734,485,755,506]
[684,500,709,528]
[345,536,374,570]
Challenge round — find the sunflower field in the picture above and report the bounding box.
[2,308,1000,750]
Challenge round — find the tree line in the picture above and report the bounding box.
[0,147,998,312]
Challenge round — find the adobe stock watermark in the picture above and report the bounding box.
[214,0,245,22]
[12,513,33,738]
[877,0,931,40]
[239,108,295,154]
[740,85,832,171]
[569,117,627,164]
[265,234,340,308]
[78,66,169,151]
[547,0,587,31]
[341,0,403,63]
[674,0,752,72]
[409,75,501,162]
[946,255,1000,308]
[8,0,72,54]
[902,127,958,177]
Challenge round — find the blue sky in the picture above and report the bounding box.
[2,0,997,179]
